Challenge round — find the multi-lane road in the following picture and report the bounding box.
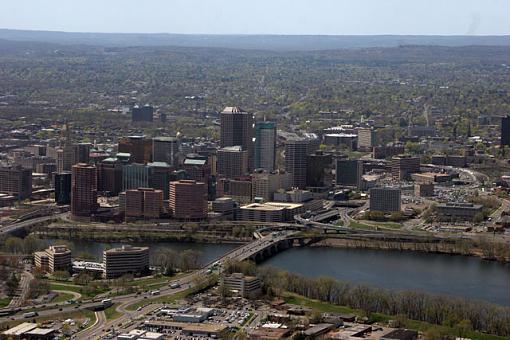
[0,213,67,235]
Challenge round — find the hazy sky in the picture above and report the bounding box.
[1,0,509,35]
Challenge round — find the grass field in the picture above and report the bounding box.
[359,220,403,229]
[0,297,12,308]
[104,304,122,321]
[51,292,75,303]
[48,282,109,298]
[284,293,506,340]
[348,220,375,230]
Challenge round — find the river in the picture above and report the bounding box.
[263,247,510,306]
[43,239,510,306]
[42,239,238,266]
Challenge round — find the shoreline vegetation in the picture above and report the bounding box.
[225,261,510,338]
[32,224,510,263]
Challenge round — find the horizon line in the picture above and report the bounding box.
[1,27,510,37]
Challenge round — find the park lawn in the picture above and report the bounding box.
[104,304,122,321]
[51,292,75,303]
[48,282,82,293]
[359,220,403,229]
[0,297,11,308]
[283,293,506,340]
[348,220,376,230]
[48,282,109,299]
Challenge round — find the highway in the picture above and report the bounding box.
[7,264,34,309]
[0,213,67,235]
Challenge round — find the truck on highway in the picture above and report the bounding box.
[101,299,113,307]
[23,311,38,318]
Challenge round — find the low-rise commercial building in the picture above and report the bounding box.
[411,172,452,184]
[222,273,262,298]
[414,183,434,197]
[237,202,304,222]
[34,245,72,273]
[103,245,150,279]
[436,202,483,221]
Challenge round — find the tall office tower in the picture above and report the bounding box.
[220,106,255,168]
[131,105,154,122]
[182,154,211,183]
[357,128,377,151]
[153,137,179,166]
[336,159,363,187]
[73,143,92,164]
[251,170,292,202]
[391,155,421,180]
[57,145,75,172]
[147,162,173,200]
[306,151,332,188]
[0,166,32,200]
[254,121,276,171]
[122,163,150,191]
[217,146,249,179]
[369,187,401,213]
[56,121,76,172]
[125,188,163,220]
[501,116,510,147]
[54,172,71,205]
[284,138,310,189]
[71,163,98,219]
[97,158,123,196]
[169,180,207,220]
[118,136,152,164]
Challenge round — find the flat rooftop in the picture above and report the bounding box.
[241,202,303,211]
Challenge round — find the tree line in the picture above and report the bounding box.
[223,260,510,336]
[257,267,510,336]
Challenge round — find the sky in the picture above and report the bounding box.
[1,0,509,35]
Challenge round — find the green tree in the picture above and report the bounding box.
[6,273,19,296]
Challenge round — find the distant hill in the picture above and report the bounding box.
[0,29,510,51]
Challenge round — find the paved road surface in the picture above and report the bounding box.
[7,265,34,308]
[76,310,106,339]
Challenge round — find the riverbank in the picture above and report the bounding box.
[33,225,249,245]
[284,293,506,340]
[311,235,510,263]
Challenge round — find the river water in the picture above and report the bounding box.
[43,239,510,306]
[42,239,238,266]
[264,247,510,306]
